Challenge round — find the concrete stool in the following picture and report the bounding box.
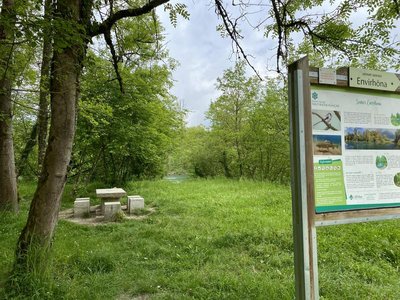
[104,201,121,221]
[74,198,90,217]
[127,195,144,214]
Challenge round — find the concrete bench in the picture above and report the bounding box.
[74,198,90,217]
[127,195,145,214]
[103,201,121,221]
[96,188,126,214]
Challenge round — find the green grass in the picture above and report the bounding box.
[1,178,400,299]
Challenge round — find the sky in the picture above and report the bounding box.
[156,0,277,127]
[156,1,400,127]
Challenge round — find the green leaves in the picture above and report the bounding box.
[52,18,86,52]
[75,48,183,184]
[175,62,290,182]
[163,3,190,27]
[257,0,400,70]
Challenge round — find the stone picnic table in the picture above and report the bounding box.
[96,188,126,214]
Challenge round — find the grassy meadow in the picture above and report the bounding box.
[1,178,400,299]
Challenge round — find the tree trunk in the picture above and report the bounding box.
[16,122,38,178]
[221,150,231,178]
[235,137,243,178]
[14,0,168,269]
[37,0,53,171]
[15,0,53,179]
[16,0,89,262]
[0,0,18,212]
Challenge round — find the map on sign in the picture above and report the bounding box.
[311,85,400,213]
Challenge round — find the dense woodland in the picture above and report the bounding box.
[0,0,399,297]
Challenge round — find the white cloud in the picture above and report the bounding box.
[157,0,245,126]
[157,1,400,126]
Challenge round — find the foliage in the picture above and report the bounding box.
[168,126,223,177]
[12,91,40,179]
[3,0,400,294]
[170,62,290,183]
[163,3,190,27]
[206,61,261,178]
[112,210,126,222]
[215,0,400,71]
[244,79,290,182]
[3,0,182,289]
[9,4,184,184]
[2,179,400,299]
[73,49,184,184]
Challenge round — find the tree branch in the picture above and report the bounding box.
[214,0,262,80]
[271,0,284,72]
[104,30,124,94]
[89,0,170,37]
[11,99,39,112]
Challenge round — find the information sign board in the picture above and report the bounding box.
[288,57,400,300]
[311,86,400,213]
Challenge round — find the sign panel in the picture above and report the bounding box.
[318,68,336,85]
[289,58,400,300]
[311,86,400,213]
[349,67,400,92]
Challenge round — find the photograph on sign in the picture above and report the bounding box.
[312,110,341,131]
[311,86,400,213]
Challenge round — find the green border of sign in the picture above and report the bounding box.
[316,203,400,213]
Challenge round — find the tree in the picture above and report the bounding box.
[8,0,400,274]
[16,0,182,267]
[215,0,400,71]
[204,64,290,182]
[37,0,52,170]
[0,0,18,212]
[73,50,183,185]
[245,79,290,183]
[207,61,260,178]
[177,70,290,183]
[15,0,53,179]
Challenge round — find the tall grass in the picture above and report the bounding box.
[0,178,400,299]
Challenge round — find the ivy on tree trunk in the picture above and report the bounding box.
[0,0,18,213]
